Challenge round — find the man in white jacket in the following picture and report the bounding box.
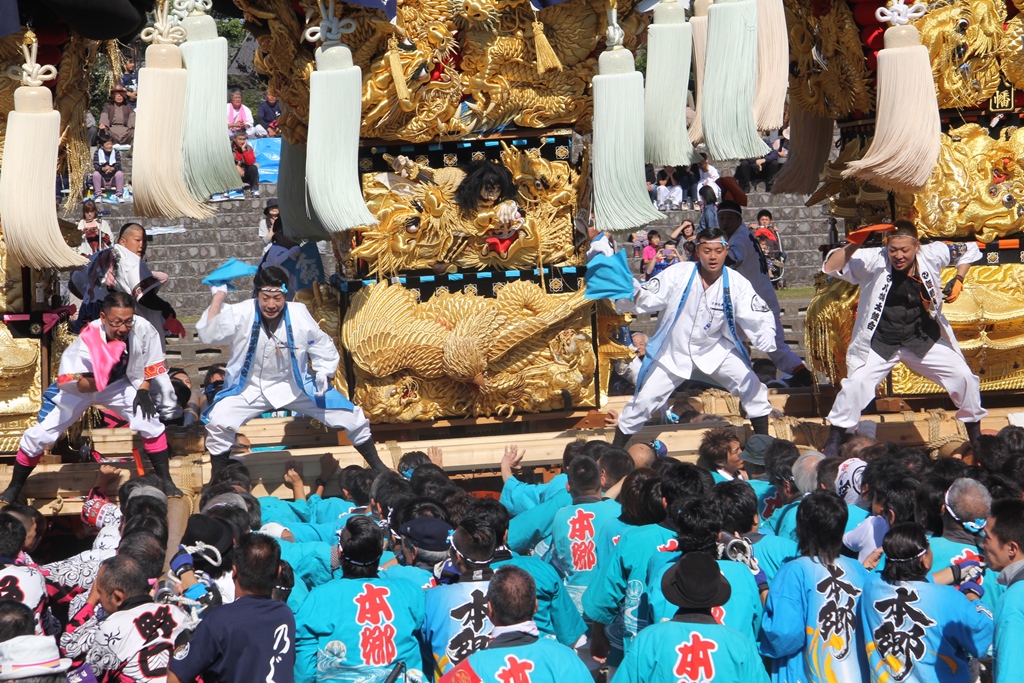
[4,292,178,502]
[821,221,985,456]
[611,226,778,447]
[197,266,386,478]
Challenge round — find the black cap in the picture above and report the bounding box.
[181,515,234,555]
[661,552,731,610]
[398,518,453,552]
[263,198,279,215]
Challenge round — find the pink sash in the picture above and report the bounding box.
[80,322,126,392]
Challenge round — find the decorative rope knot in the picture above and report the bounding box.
[142,0,188,44]
[605,8,625,47]
[876,0,926,26]
[6,31,57,87]
[171,0,213,18]
[304,1,357,47]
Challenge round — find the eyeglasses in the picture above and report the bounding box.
[105,318,134,329]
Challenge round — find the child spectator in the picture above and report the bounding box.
[76,199,113,255]
[232,132,261,198]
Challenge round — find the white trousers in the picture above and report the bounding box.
[20,379,164,457]
[618,352,772,434]
[828,340,987,429]
[205,392,373,455]
[656,185,683,207]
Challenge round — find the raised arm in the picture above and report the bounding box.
[195,289,236,344]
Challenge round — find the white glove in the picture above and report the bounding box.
[210,284,229,296]
[754,328,777,354]
[315,371,331,397]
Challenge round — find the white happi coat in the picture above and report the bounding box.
[58,317,168,391]
[196,300,341,410]
[823,241,982,376]
[71,244,165,332]
[616,262,775,381]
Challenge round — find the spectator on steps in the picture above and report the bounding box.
[120,56,138,107]
[227,89,257,138]
[98,86,135,146]
[258,198,280,245]
[697,186,718,231]
[697,153,720,200]
[232,132,261,198]
[655,166,683,211]
[92,136,126,202]
[254,90,282,138]
[736,133,786,192]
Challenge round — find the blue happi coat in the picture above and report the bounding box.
[441,635,590,682]
[499,474,570,518]
[646,552,763,642]
[294,576,426,683]
[549,498,622,612]
[759,556,870,683]
[860,575,992,683]
[582,522,678,650]
[613,617,769,683]
[423,576,494,678]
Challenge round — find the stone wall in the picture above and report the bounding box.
[92,182,334,317]
[643,190,830,288]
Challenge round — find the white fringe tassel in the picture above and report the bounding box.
[753,0,787,131]
[688,0,711,146]
[0,87,87,270]
[133,44,212,219]
[306,44,376,232]
[702,0,769,160]
[593,46,664,235]
[645,1,698,166]
[843,24,939,193]
[279,138,331,242]
[180,13,242,200]
[771,104,835,195]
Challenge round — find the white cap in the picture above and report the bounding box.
[0,635,72,680]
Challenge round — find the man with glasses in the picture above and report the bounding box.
[3,292,177,502]
[821,220,984,456]
[197,266,385,478]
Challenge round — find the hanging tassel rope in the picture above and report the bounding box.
[279,138,331,242]
[701,0,769,160]
[688,0,711,146]
[304,1,377,233]
[532,7,563,74]
[0,32,86,270]
[177,0,243,200]
[843,0,938,193]
[771,105,835,195]
[752,0,787,131]
[134,0,212,219]
[645,0,699,166]
[592,9,664,236]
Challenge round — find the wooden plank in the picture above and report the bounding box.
[875,397,914,412]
